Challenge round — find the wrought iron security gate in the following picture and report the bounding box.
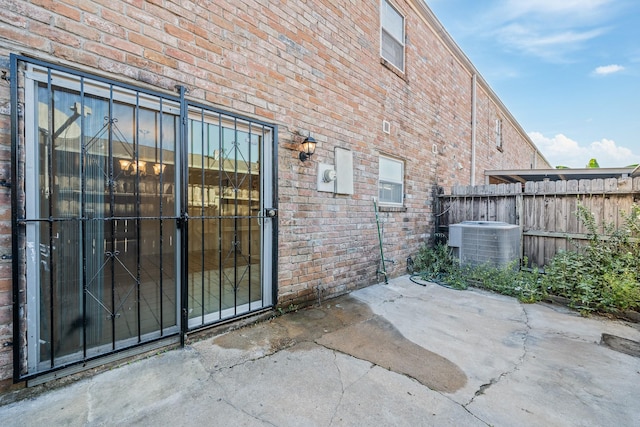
[184,104,275,330]
[11,56,277,381]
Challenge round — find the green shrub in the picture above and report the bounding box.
[413,242,467,289]
[543,203,640,314]
[459,260,545,303]
[412,242,544,301]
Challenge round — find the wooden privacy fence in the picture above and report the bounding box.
[436,177,640,268]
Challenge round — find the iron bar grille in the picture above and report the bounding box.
[11,55,277,380]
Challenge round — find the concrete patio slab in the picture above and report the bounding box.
[1,275,638,426]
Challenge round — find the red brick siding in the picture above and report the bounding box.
[0,0,547,383]
[474,84,546,176]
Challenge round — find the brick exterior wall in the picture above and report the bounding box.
[0,0,549,384]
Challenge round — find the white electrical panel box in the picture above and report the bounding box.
[335,147,354,194]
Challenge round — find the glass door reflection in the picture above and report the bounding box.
[187,112,264,327]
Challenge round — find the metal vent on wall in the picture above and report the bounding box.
[448,221,520,268]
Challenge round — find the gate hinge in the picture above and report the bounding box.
[0,179,11,189]
[1,254,11,260]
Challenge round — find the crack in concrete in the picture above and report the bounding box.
[465,302,532,409]
[218,394,279,427]
[473,378,498,398]
[460,403,492,426]
[431,302,533,427]
[327,350,375,426]
[328,350,345,426]
[204,369,279,427]
[86,378,95,424]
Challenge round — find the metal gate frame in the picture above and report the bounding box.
[180,95,279,337]
[10,55,279,382]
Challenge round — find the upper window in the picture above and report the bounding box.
[495,118,503,151]
[380,0,405,72]
[378,155,404,205]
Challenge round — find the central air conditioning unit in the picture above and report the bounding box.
[448,221,520,268]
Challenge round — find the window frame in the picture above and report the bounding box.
[378,155,404,206]
[380,0,406,73]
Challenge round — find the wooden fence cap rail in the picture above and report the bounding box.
[448,176,640,196]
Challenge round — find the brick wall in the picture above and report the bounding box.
[473,83,547,177]
[0,0,547,383]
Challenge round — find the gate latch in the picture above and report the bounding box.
[265,208,277,218]
[177,212,189,229]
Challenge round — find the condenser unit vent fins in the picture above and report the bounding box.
[448,221,520,268]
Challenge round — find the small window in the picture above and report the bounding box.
[380,0,405,72]
[378,156,404,205]
[495,118,503,151]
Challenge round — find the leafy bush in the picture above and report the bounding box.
[463,260,545,303]
[413,242,461,286]
[543,203,640,314]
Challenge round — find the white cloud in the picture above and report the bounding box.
[484,0,615,62]
[529,132,583,167]
[504,0,613,20]
[497,24,606,61]
[588,138,638,166]
[593,64,625,75]
[497,0,615,27]
[529,132,640,168]
[526,30,604,48]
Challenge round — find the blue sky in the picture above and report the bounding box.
[426,0,640,168]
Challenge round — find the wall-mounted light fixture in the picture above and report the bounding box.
[299,136,316,162]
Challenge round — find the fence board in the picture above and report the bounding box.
[618,194,633,229]
[555,192,568,253]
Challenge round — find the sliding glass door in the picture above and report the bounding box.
[24,65,180,372]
